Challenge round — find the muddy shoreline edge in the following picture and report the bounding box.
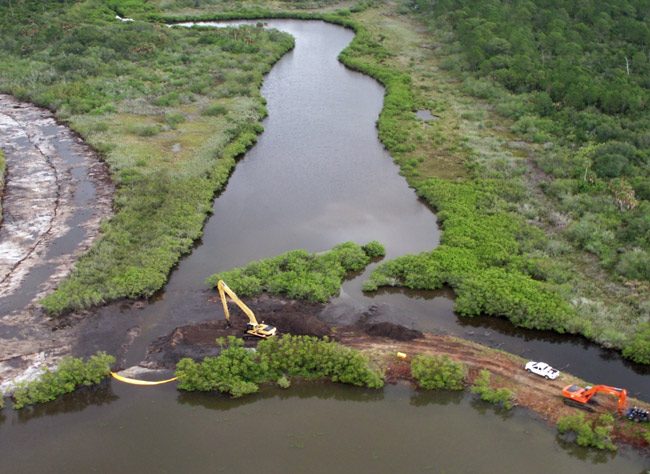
[137,294,650,451]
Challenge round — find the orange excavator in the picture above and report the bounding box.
[562,384,627,414]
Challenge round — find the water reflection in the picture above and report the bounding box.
[13,382,118,424]
[469,397,516,421]
[0,382,647,472]
[556,434,617,464]
[409,388,463,407]
[177,381,385,411]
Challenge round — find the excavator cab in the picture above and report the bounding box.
[246,322,277,338]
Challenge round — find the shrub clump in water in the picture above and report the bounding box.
[410,354,466,390]
[206,241,385,303]
[470,369,515,409]
[175,335,384,397]
[557,413,616,451]
[12,352,115,409]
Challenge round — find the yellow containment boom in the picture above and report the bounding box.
[110,371,177,386]
[217,280,277,339]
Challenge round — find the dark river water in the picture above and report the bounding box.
[2,20,647,471]
[1,383,647,473]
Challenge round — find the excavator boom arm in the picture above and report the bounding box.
[217,280,259,326]
[585,385,627,412]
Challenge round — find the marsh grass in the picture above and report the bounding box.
[0,1,293,314]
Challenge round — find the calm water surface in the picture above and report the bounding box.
[1,383,647,473]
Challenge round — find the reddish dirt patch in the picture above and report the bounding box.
[339,333,650,448]
[384,359,412,384]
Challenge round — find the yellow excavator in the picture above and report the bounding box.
[217,280,277,339]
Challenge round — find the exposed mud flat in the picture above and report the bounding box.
[142,294,422,369]
[0,95,113,391]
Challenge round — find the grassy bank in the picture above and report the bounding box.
[0,1,293,314]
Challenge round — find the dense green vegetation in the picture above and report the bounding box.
[364,179,577,333]
[206,241,384,302]
[0,0,293,314]
[557,413,616,451]
[175,335,384,397]
[622,323,650,364]
[3,0,647,363]
[470,369,515,409]
[11,352,115,409]
[334,1,650,363]
[406,0,650,281]
[410,354,466,390]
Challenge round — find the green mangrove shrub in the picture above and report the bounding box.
[557,413,616,451]
[12,352,115,409]
[256,334,384,388]
[206,241,385,302]
[470,370,515,409]
[176,338,262,397]
[364,179,575,333]
[175,335,383,397]
[276,375,291,389]
[622,323,650,365]
[410,354,466,390]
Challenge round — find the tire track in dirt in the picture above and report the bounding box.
[340,332,649,430]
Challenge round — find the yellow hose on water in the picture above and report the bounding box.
[110,371,177,386]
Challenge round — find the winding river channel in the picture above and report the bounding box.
[0,20,648,471]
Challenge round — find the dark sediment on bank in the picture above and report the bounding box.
[142,294,423,369]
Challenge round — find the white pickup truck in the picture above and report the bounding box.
[524,361,560,380]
